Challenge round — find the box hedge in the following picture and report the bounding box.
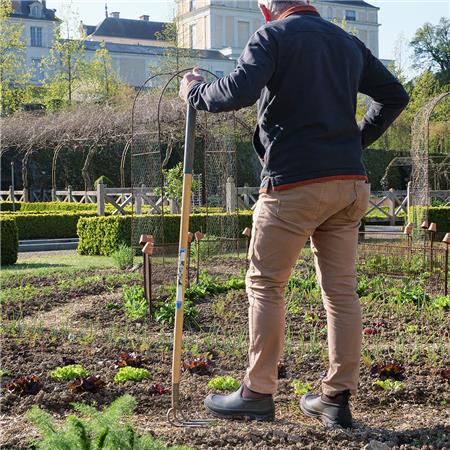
[77,212,253,256]
[9,212,96,240]
[410,206,450,240]
[1,217,19,265]
[0,201,98,213]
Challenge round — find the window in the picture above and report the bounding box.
[189,23,197,48]
[32,58,43,81]
[30,26,43,47]
[189,0,196,12]
[215,70,224,77]
[345,10,356,21]
[238,21,250,48]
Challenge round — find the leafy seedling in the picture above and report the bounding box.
[0,368,12,378]
[149,384,167,396]
[363,321,387,335]
[68,376,106,393]
[183,357,212,376]
[292,380,313,396]
[433,296,450,310]
[123,285,147,320]
[371,363,405,381]
[114,366,151,383]
[277,362,287,379]
[117,351,145,368]
[372,379,404,392]
[207,376,240,391]
[405,324,419,333]
[50,364,89,381]
[7,375,41,395]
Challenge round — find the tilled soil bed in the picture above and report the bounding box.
[1,258,449,449]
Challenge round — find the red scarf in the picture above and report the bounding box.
[279,4,320,20]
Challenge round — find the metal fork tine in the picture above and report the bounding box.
[167,407,214,428]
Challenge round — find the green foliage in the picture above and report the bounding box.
[0,201,98,213]
[112,244,135,270]
[207,376,240,391]
[410,206,450,239]
[154,296,198,327]
[405,324,419,333]
[27,394,189,449]
[292,380,313,396]
[0,217,18,265]
[154,163,198,204]
[77,213,253,256]
[50,364,89,381]
[0,0,31,115]
[123,285,147,320]
[411,18,450,84]
[389,280,431,306]
[3,212,96,240]
[372,379,405,392]
[94,175,114,188]
[0,368,12,377]
[114,367,150,384]
[433,296,450,310]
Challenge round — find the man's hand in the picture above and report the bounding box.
[179,68,204,102]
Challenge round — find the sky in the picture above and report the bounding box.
[46,0,450,75]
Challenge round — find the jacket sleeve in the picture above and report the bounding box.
[187,27,276,112]
[358,49,410,148]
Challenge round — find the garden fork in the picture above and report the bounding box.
[167,104,213,428]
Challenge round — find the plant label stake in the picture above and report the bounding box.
[428,222,437,271]
[404,223,413,264]
[167,105,212,428]
[194,231,204,284]
[140,235,154,317]
[187,232,194,288]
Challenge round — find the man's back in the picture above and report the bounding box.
[188,8,409,191]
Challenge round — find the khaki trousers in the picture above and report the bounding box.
[243,179,370,396]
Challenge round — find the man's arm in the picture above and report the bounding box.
[358,50,410,148]
[186,27,277,112]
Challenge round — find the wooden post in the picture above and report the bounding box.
[23,188,29,203]
[388,188,395,225]
[67,185,73,202]
[51,188,56,201]
[97,183,105,216]
[226,176,237,212]
[406,181,412,224]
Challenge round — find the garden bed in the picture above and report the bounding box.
[1,254,449,449]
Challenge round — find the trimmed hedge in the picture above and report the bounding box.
[0,201,98,213]
[1,217,19,265]
[410,206,450,240]
[11,212,96,240]
[77,213,253,256]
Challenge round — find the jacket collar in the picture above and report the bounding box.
[278,4,320,20]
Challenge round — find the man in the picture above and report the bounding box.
[179,0,409,427]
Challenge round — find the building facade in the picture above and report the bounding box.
[10,0,59,83]
[176,0,380,58]
[12,0,382,88]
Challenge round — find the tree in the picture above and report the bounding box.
[82,42,120,103]
[0,0,30,115]
[42,6,87,106]
[153,21,194,84]
[411,17,450,84]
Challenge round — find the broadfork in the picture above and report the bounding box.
[167,104,214,427]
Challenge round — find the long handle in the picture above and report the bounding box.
[171,104,197,409]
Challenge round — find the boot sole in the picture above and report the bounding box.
[205,405,274,422]
[300,401,352,428]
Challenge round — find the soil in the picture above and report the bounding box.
[1,258,449,450]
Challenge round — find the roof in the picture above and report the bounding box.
[11,0,57,20]
[84,17,167,40]
[81,40,231,61]
[320,0,378,9]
